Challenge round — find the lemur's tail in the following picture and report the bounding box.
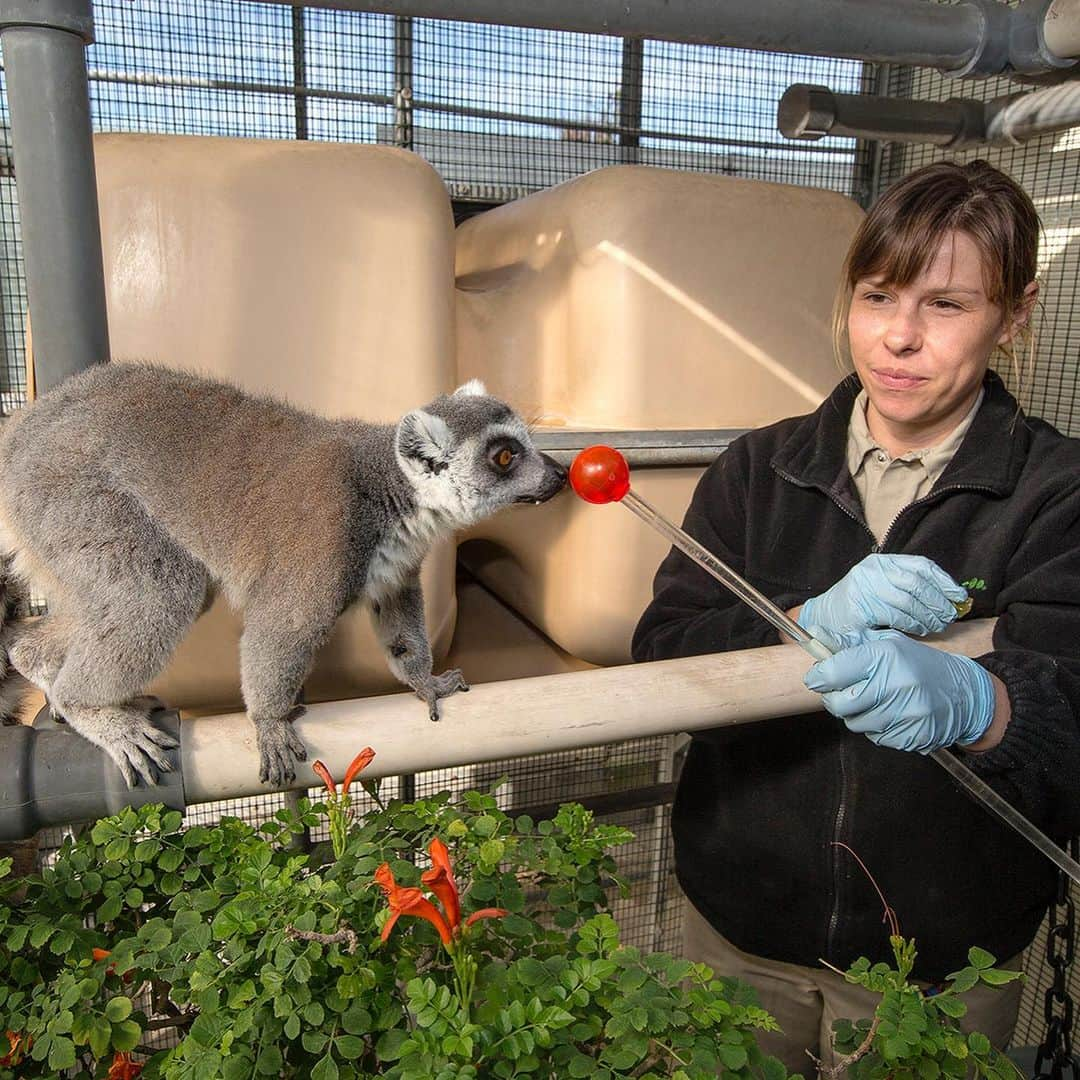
[0,556,31,726]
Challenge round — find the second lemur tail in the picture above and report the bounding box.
[0,557,31,726]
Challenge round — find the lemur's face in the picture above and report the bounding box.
[395,380,567,526]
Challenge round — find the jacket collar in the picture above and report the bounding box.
[770,370,1030,499]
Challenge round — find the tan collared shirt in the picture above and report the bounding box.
[846,388,983,544]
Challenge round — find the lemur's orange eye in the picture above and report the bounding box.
[496,448,513,468]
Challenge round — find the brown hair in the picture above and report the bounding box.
[832,160,1041,389]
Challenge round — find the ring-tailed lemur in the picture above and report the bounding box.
[0,364,566,788]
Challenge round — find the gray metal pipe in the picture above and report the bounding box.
[0,707,184,843]
[779,84,988,146]
[0,0,108,394]
[255,0,1073,79]
[779,80,1080,148]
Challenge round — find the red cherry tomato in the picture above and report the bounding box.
[569,445,630,504]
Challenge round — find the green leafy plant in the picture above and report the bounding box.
[829,939,1022,1080]
[0,753,788,1079]
[0,759,1023,1079]
[823,845,1023,1080]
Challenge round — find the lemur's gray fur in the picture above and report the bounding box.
[0,364,566,788]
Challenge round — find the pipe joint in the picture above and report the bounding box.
[0,0,95,42]
[1009,0,1077,73]
[946,0,1012,76]
[0,705,185,842]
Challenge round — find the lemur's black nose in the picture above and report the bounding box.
[544,454,568,486]
[536,453,568,502]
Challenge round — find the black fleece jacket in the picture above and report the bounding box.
[632,371,1080,982]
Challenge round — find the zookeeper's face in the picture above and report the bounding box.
[847,229,1020,451]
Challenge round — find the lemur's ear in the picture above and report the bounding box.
[452,379,487,398]
[396,409,452,475]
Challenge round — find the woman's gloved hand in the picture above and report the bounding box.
[797,553,968,639]
[803,627,995,754]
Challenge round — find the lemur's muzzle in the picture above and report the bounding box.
[516,453,568,504]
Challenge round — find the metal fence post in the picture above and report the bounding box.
[0,0,108,395]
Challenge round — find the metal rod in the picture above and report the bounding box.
[70,65,856,158]
[291,6,309,140]
[621,487,1080,887]
[618,37,644,166]
[393,15,414,150]
[0,2,108,393]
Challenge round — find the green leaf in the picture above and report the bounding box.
[112,1019,142,1052]
[89,1016,113,1059]
[255,1045,283,1074]
[48,1035,77,1072]
[968,947,996,970]
[376,1029,410,1062]
[302,1030,329,1055]
[104,837,131,862]
[105,996,134,1023]
[29,922,54,948]
[980,968,1022,986]
[311,1052,340,1080]
[341,1004,372,1035]
[49,928,76,955]
[335,1034,366,1059]
[950,967,980,994]
[934,995,968,1018]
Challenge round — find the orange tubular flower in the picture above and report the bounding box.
[342,747,376,795]
[312,747,376,797]
[375,863,453,945]
[311,759,337,796]
[377,839,508,949]
[107,1051,143,1079]
[465,908,511,928]
[421,837,461,931]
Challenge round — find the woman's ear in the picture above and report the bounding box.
[999,280,1040,344]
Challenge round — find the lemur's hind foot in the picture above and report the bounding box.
[56,702,178,788]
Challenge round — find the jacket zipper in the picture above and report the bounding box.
[826,739,849,961]
[771,466,1001,958]
[876,482,1002,552]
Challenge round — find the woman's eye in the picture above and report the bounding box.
[931,298,961,310]
[861,292,889,304]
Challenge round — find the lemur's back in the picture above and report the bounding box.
[0,363,385,585]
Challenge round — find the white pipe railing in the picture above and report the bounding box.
[182,617,996,804]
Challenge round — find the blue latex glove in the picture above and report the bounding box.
[802,627,996,754]
[797,554,968,639]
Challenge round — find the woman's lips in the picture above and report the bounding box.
[871,368,927,390]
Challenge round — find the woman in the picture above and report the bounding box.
[632,160,1080,1072]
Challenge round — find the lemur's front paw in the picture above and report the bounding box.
[415,668,469,722]
[255,707,308,787]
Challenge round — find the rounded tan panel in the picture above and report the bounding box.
[457,166,864,661]
[457,165,863,430]
[92,133,457,710]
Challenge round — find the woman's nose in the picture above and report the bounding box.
[883,305,922,353]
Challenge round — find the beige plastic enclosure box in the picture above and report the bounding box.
[92,133,457,710]
[458,166,864,666]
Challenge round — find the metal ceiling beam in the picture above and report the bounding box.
[263,0,1076,79]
